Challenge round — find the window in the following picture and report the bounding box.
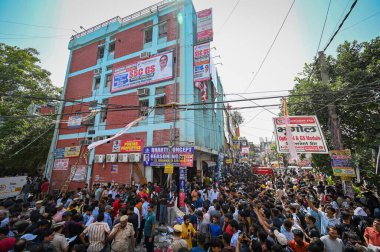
[108,41,115,54]
[89,100,97,111]
[155,86,166,95]
[158,22,168,39]
[144,27,153,44]
[155,96,165,115]
[139,99,149,116]
[106,65,113,71]
[94,77,101,90]
[105,74,112,87]
[100,99,109,123]
[97,45,105,59]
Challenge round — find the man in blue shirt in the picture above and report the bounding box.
[190,233,206,252]
[104,205,113,230]
[144,204,156,252]
[142,196,149,220]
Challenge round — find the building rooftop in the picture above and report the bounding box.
[70,0,175,40]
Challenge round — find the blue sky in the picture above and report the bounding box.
[1,0,379,143]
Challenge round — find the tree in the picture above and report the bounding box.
[231,111,244,128]
[288,37,380,188]
[0,43,61,175]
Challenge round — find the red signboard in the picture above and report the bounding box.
[252,167,274,175]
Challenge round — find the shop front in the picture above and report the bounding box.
[143,146,195,189]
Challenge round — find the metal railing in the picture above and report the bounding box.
[71,0,175,40]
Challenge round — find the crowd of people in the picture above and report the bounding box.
[0,166,379,252]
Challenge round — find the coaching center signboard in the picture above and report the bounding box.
[194,43,210,82]
[197,8,213,43]
[273,116,328,154]
[111,51,173,92]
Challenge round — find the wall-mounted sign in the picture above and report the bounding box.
[53,159,69,170]
[241,147,250,154]
[67,115,82,129]
[111,51,173,93]
[70,165,87,181]
[197,8,213,43]
[194,43,210,82]
[180,154,193,167]
[64,146,81,157]
[54,148,65,158]
[113,140,143,153]
[225,158,233,164]
[164,163,174,174]
[143,146,194,167]
[111,164,118,174]
[273,116,328,153]
[330,150,356,177]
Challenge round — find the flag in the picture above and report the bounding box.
[87,116,145,150]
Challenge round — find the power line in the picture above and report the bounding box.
[315,0,332,56]
[243,0,296,92]
[340,10,380,32]
[0,20,72,31]
[321,0,358,54]
[217,0,241,33]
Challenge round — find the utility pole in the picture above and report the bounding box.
[319,52,352,195]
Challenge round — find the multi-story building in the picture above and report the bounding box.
[44,0,225,191]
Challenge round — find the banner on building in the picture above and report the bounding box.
[53,159,69,170]
[112,140,143,153]
[194,43,210,82]
[0,176,27,200]
[197,8,213,43]
[64,146,81,157]
[241,147,250,154]
[164,164,174,174]
[70,165,87,181]
[143,146,194,167]
[54,148,65,158]
[273,116,328,153]
[330,150,356,177]
[180,154,193,167]
[111,51,173,93]
[225,158,233,164]
[111,164,118,174]
[67,115,82,129]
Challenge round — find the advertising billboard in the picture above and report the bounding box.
[70,165,87,181]
[67,115,82,129]
[64,146,81,157]
[197,8,213,43]
[194,43,210,82]
[273,116,328,153]
[112,140,143,153]
[111,51,173,93]
[0,176,27,200]
[143,146,194,167]
[53,159,69,170]
[330,150,356,177]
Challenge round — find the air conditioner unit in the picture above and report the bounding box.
[94,154,105,163]
[80,139,92,145]
[94,68,102,75]
[118,153,129,162]
[128,153,141,162]
[106,154,117,163]
[137,88,150,97]
[140,51,151,59]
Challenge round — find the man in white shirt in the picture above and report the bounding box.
[320,226,344,252]
[209,186,219,202]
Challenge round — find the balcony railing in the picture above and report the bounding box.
[71,0,175,40]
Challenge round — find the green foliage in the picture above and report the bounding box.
[0,43,61,175]
[288,37,380,184]
[231,111,244,127]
